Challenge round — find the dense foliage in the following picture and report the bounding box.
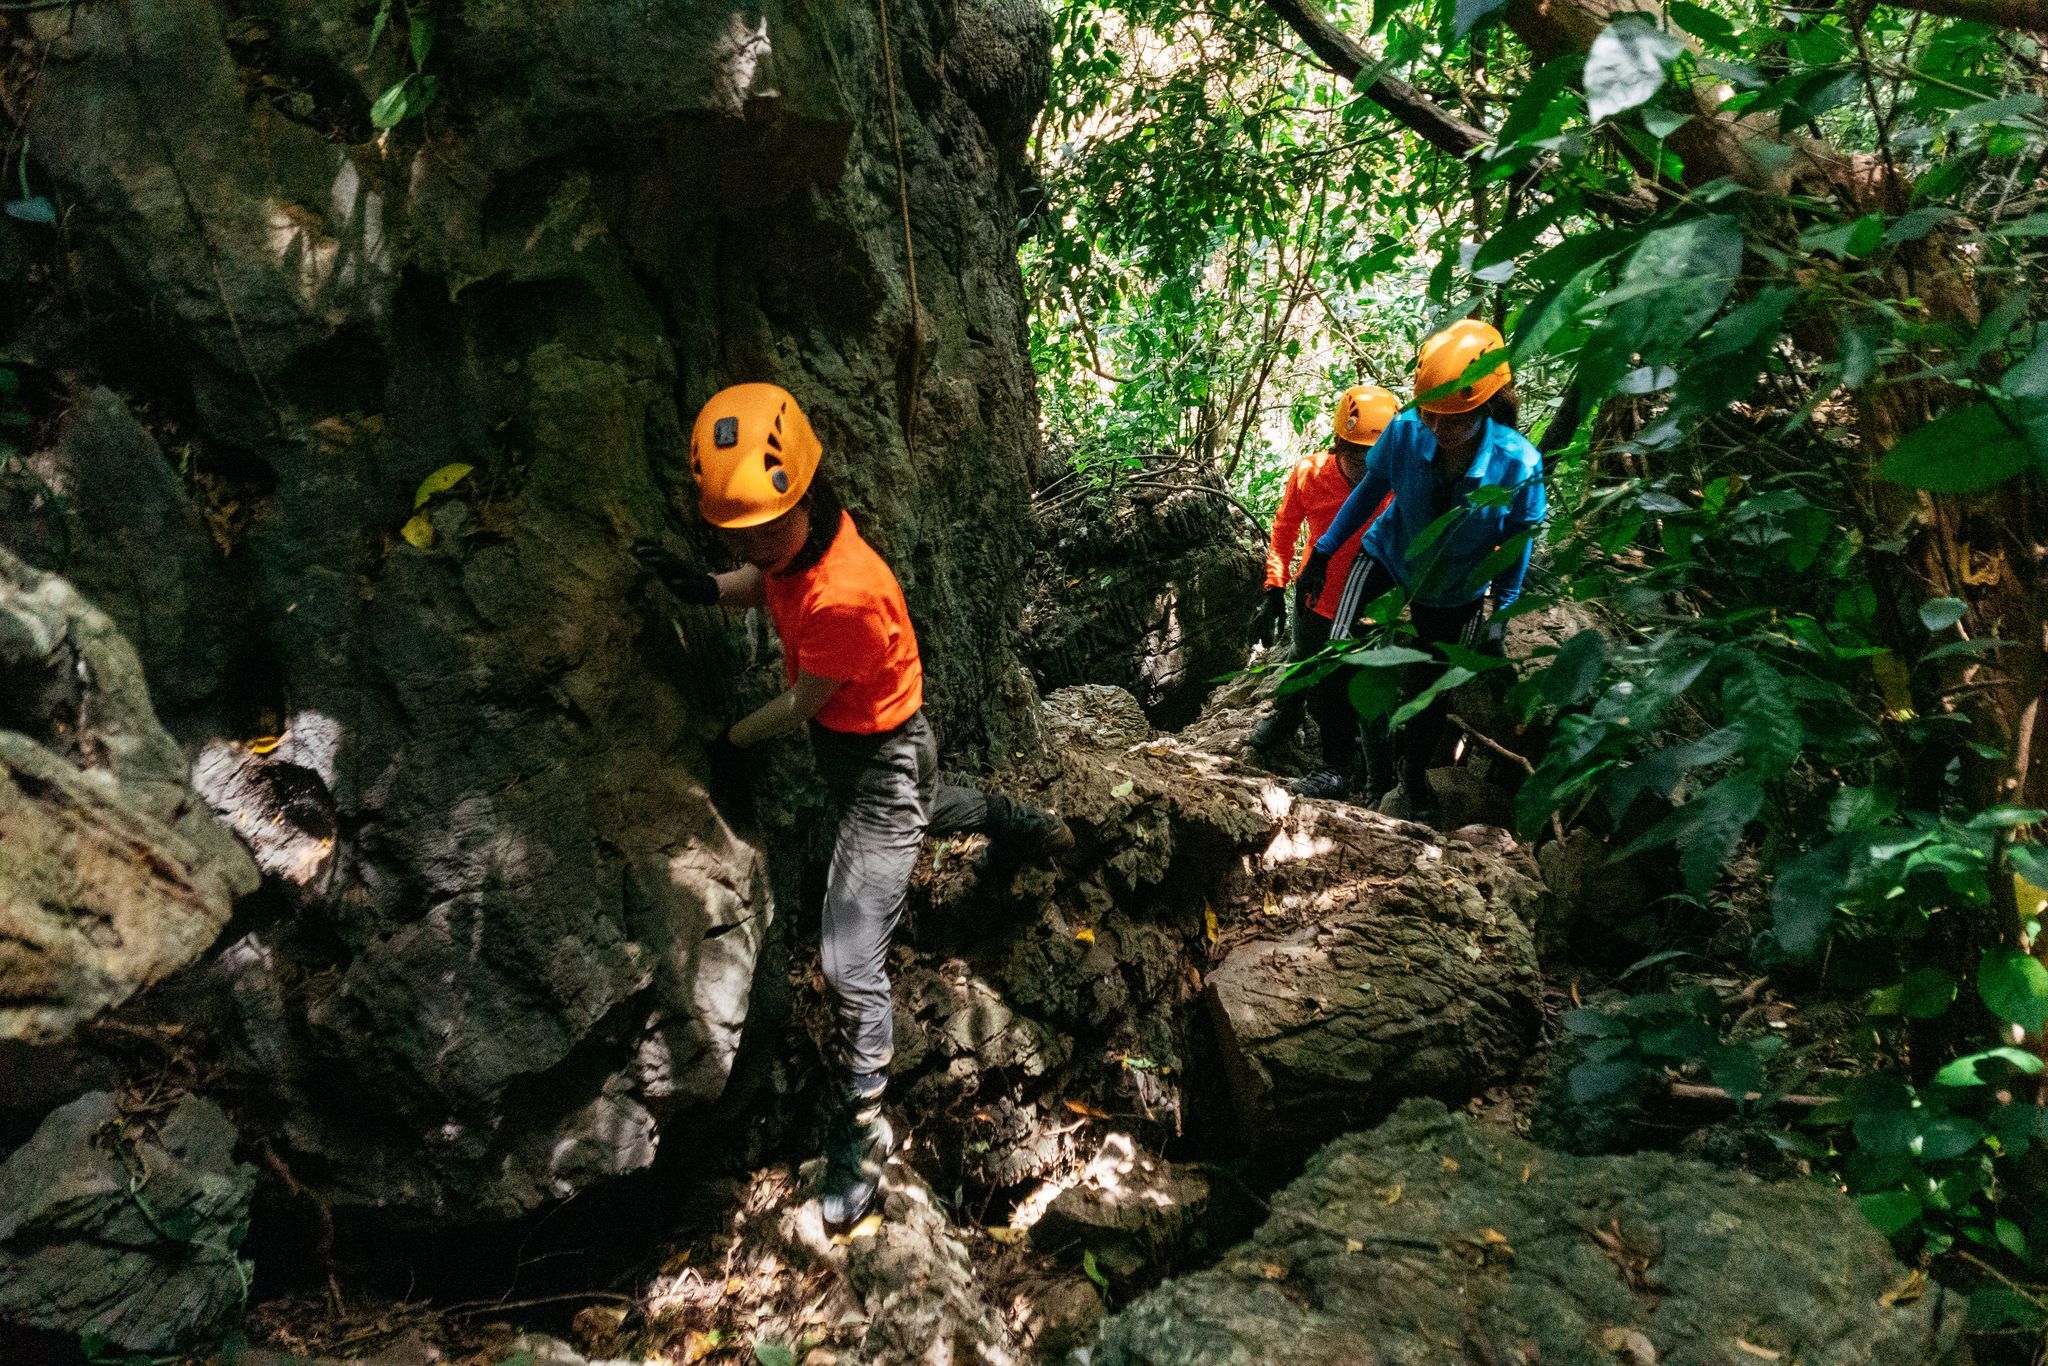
[1030,0,2048,1346]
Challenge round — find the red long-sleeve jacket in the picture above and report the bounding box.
[1265,450,1388,621]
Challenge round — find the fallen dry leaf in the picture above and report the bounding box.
[1879,1268,1926,1307]
[1261,1262,1288,1280]
[245,734,285,755]
[1074,927,1096,944]
[1063,1098,1110,1119]
[986,1226,1026,1245]
[1598,1327,1657,1364]
[1375,1183,1403,1205]
[1441,1156,1460,1172]
[830,1213,883,1245]
[1735,1342,1781,1361]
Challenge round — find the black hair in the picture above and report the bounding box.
[1481,384,1520,432]
[1330,435,1373,460]
[775,470,844,576]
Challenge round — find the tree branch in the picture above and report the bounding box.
[1259,0,1491,158]
[1882,0,2048,30]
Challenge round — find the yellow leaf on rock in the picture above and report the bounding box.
[1260,1263,1288,1280]
[1204,906,1219,944]
[400,514,434,549]
[987,1226,1026,1245]
[1345,1238,1364,1253]
[829,1213,883,1245]
[245,734,285,755]
[1375,1183,1403,1205]
[1441,1156,1460,1172]
[1075,927,1096,944]
[413,462,474,508]
[1879,1269,1926,1307]
[1481,1228,1510,1245]
[1063,1098,1110,1119]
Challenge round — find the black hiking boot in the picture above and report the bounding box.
[1248,708,1293,757]
[1289,768,1350,800]
[820,1074,894,1228]
[980,793,1075,871]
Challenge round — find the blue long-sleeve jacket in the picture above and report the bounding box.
[1314,410,1546,608]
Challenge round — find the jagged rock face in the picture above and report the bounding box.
[0,551,258,1044]
[1023,484,1265,729]
[10,0,1048,1217]
[1092,1100,1967,1366]
[0,1091,256,1354]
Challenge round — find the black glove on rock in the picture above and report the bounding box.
[631,539,720,606]
[1248,585,1287,647]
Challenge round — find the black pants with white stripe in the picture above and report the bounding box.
[1333,556,1484,803]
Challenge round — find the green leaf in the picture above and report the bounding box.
[2002,335,2048,461]
[370,74,417,130]
[413,461,474,508]
[1542,629,1606,707]
[1389,666,1478,730]
[1619,773,1765,895]
[409,11,436,69]
[1879,405,2030,493]
[1978,948,2048,1032]
[1885,206,1954,245]
[1966,1287,2048,1332]
[1900,967,1956,1019]
[367,0,391,58]
[1828,785,1898,833]
[1944,94,2045,130]
[1339,644,1434,669]
[1584,19,1684,122]
[1802,213,1885,260]
[1772,840,1852,957]
[1857,1189,1921,1237]
[1916,1115,1986,1160]
[1934,1046,2046,1087]
[1995,1218,2028,1260]
[1561,1006,1630,1037]
[1917,596,1966,631]
[753,1346,797,1366]
[1568,1058,1644,1102]
[1082,1248,1109,1290]
[1965,805,2045,829]
[1667,0,1737,47]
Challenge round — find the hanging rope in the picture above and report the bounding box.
[876,0,923,461]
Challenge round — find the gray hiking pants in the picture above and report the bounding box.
[810,709,986,1078]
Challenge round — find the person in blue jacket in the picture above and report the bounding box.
[1295,318,1546,824]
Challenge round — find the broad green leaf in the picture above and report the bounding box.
[1347,666,1403,723]
[1978,948,2048,1032]
[1879,405,2030,493]
[1827,785,1898,833]
[1561,1007,1630,1037]
[1802,214,1885,260]
[1900,967,1957,1018]
[1584,19,1684,123]
[1619,773,1765,895]
[1916,1114,1985,1160]
[1964,805,2045,829]
[1935,1046,2046,1086]
[1495,55,1582,152]
[1389,666,1478,729]
[1917,596,1966,631]
[1967,1287,2048,1333]
[1667,0,1737,47]
[2002,336,2048,460]
[409,11,436,69]
[1543,629,1606,707]
[399,513,434,549]
[370,74,416,130]
[1884,206,1954,244]
[1340,645,1434,668]
[1857,1189,1921,1236]
[1772,840,1853,957]
[414,462,474,507]
[1944,94,2045,130]
[1568,1058,1643,1102]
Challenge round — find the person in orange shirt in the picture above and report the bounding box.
[1248,384,1398,799]
[631,383,1070,1228]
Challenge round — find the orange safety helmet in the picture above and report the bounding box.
[1332,384,1400,447]
[690,383,823,528]
[1415,318,1511,415]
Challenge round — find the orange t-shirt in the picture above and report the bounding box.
[763,511,924,734]
[1265,450,1388,620]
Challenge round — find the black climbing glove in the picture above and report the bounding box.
[631,539,720,606]
[1248,586,1287,648]
[1296,547,1332,610]
[1478,611,1508,657]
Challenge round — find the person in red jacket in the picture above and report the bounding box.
[1247,384,1398,799]
[631,383,1071,1229]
